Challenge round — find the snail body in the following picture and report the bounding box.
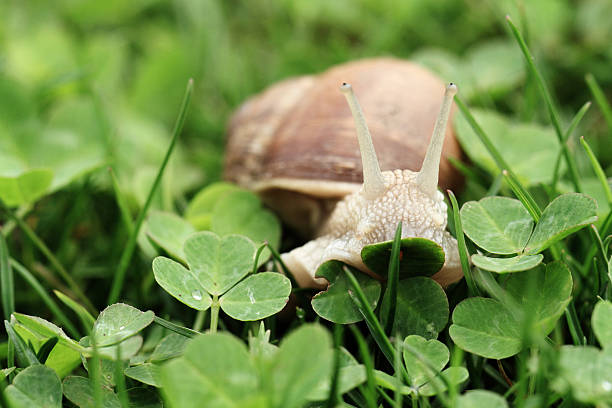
[224,58,463,288]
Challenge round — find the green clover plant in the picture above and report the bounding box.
[311,232,449,340]
[147,183,281,266]
[152,231,291,331]
[551,300,612,405]
[461,194,597,273]
[160,324,368,408]
[375,334,468,397]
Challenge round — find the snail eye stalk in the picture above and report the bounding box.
[417,83,458,199]
[340,83,386,200]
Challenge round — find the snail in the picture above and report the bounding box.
[224,58,463,288]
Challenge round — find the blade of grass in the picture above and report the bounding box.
[448,346,464,404]
[1,204,31,238]
[0,342,7,360]
[592,257,601,299]
[36,337,58,364]
[393,338,403,408]
[53,289,95,334]
[4,321,38,366]
[454,98,541,220]
[153,316,199,338]
[402,341,452,406]
[580,210,612,280]
[7,341,15,380]
[565,302,586,346]
[108,167,134,234]
[381,222,402,336]
[587,225,608,298]
[325,324,343,408]
[8,259,79,338]
[266,242,300,291]
[600,211,612,237]
[506,15,581,193]
[447,191,478,296]
[472,268,521,316]
[348,325,377,408]
[551,101,592,190]
[454,97,510,172]
[376,388,395,406]
[447,156,484,183]
[0,200,96,314]
[107,78,194,304]
[589,225,608,262]
[0,234,14,322]
[502,170,542,221]
[585,73,612,134]
[580,136,612,206]
[343,266,395,367]
[252,242,267,274]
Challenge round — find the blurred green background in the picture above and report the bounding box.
[1,0,611,308]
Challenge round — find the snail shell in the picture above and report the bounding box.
[224,58,463,236]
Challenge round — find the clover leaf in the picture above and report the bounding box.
[402,335,449,387]
[454,109,559,185]
[361,237,445,279]
[449,297,522,359]
[461,194,597,273]
[471,254,543,273]
[593,300,612,350]
[92,303,155,347]
[0,169,53,207]
[219,272,291,321]
[524,193,597,254]
[183,232,255,296]
[381,277,449,340]
[375,335,468,397]
[160,325,333,408]
[311,260,381,324]
[450,262,572,358]
[554,346,612,405]
[146,211,196,261]
[461,196,534,255]
[184,182,241,230]
[4,365,62,408]
[152,231,291,322]
[456,390,508,408]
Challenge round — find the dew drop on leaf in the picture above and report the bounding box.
[247,288,255,304]
[191,290,203,301]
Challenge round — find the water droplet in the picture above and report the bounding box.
[602,381,612,391]
[192,290,203,301]
[247,289,256,304]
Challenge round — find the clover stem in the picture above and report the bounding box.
[340,83,386,199]
[417,83,457,198]
[210,295,220,333]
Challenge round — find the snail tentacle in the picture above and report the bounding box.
[417,83,458,199]
[340,82,386,200]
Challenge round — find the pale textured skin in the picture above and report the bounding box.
[282,169,462,288]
